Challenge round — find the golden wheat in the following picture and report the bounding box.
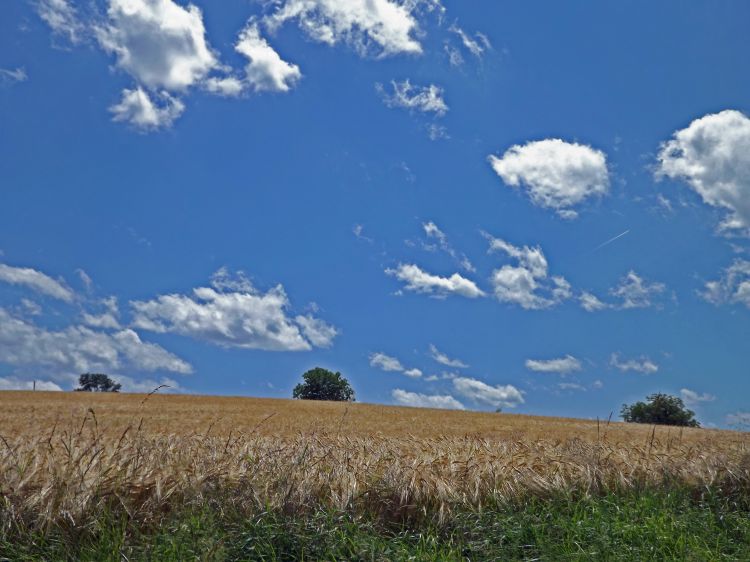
[1,391,748,532]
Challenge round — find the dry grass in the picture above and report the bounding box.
[1,391,748,533]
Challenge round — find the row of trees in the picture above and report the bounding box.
[73,370,701,427]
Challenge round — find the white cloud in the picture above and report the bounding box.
[525,355,581,374]
[203,76,245,97]
[20,299,42,316]
[96,0,220,91]
[111,374,183,393]
[485,234,571,309]
[444,43,463,66]
[370,352,423,378]
[81,296,121,329]
[488,139,609,218]
[131,271,336,351]
[0,376,63,391]
[0,67,28,85]
[609,271,666,309]
[109,87,185,129]
[422,221,474,272]
[36,0,84,43]
[77,269,94,291]
[264,0,439,57]
[377,80,448,115]
[680,388,716,406]
[591,379,604,389]
[610,353,658,374]
[234,22,302,93]
[726,411,750,427]
[702,259,750,309]
[558,382,585,392]
[452,376,524,408]
[0,308,192,376]
[392,389,465,410]
[579,291,609,312]
[0,263,75,302]
[426,123,449,140]
[369,352,404,372]
[386,264,485,298]
[428,344,468,368]
[295,315,338,347]
[448,25,490,58]
[655,110,750,236]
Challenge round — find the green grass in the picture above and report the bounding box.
[2,488,749,561]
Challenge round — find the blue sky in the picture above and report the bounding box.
[1,0,749,428]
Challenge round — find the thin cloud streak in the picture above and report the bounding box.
[592,229,630,252]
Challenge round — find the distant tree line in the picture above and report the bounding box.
[67,370,701,428]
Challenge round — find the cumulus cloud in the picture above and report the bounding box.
[264,0,441,57]
[295,315,338,347]
[485,234,571,309]
[680,388,716,406]
[369,352,404,372]
[392,389,465,410]
[0,377,63,391]
[609,271,666,309]
[131,270,336,351]
[0,308,192,376]
[701,259,750,309]
[0,263,75,302]
[579,271,667,312]
[579,291,609,312]
[428,344,467,368]
[109,87,185,130]
[377,80,448,115]
[370,352,422,378]
[36,0,84,43]
[37,0,305,128]
[422,221,474,272]
[488,139,609,218]
[655,110,750,236]
[453,376,524,409]
[610,353,658,374]
[95,0,219,91]
[525,355,581,374]
[233,22,301,93]
[386,264,485,298]
[81,296,121,329]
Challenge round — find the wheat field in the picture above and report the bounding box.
[1,391,748,534]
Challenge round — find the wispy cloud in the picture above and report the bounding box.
[0,67,27,85]
[610,353,658,374]
[525,355,582,375]
[428,344,468,368]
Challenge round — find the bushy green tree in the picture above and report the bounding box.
[621,393,699,427]
[292,367,355,402]
[75,373,122,393]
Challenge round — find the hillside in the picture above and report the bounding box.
[0,390,739,444]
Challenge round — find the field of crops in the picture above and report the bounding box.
[1,391,748,559]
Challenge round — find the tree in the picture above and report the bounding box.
[292,367,355,402]
[75,373,122,393]
[621,393,700,427]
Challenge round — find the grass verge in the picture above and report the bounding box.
[2,487,748,561]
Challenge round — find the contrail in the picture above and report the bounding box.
[593,229,630,251]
